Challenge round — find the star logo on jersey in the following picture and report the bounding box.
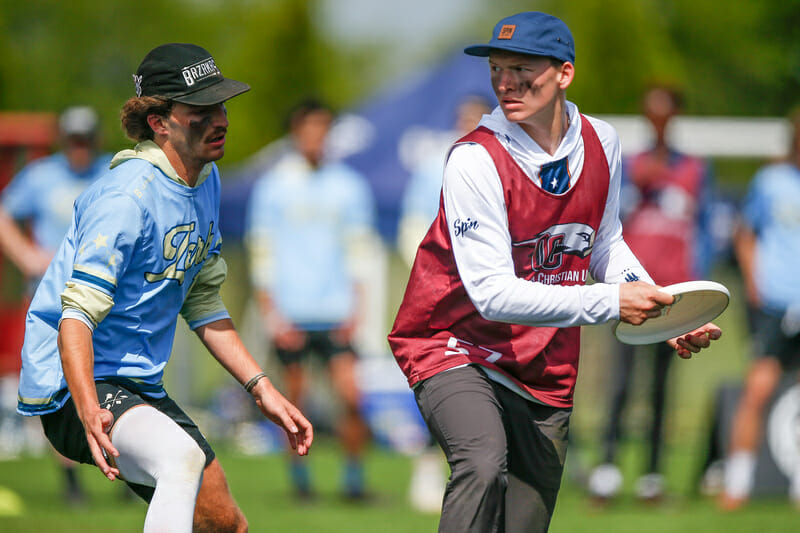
[92,233,109,249]
[539,157,570,194]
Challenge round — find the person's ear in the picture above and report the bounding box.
[146,114,169,137]
[558,62,575,89]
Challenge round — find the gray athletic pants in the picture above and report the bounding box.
[414,365,571,533]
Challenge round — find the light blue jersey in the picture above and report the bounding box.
[2,152,112,253]
[246,152,375,326]
[18,145,228,415]
[742,162,800,313]
[401,156,445,227]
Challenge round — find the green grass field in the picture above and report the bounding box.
[1,265,798,531]
[0,436,797,532]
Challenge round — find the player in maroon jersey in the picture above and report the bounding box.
[388,12,721,532]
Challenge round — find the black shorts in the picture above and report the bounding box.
[747,306,800,370]
[274,328,354,366]
[40,380,215,502]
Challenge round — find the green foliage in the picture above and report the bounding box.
[479,0,800,116]
[1,0,797,163]
[0,0,800,172]
[0,0,359,162]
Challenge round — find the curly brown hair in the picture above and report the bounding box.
[120,96,175,142]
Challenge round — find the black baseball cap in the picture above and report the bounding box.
[133,43,250,105]
[464,12,575,64]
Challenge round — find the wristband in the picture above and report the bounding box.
[244,372,267,393]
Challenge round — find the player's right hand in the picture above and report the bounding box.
[81,406,120,481]
[618,281,675,325]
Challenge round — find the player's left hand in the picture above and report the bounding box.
[250,375,313,456]
[667,322,722,359]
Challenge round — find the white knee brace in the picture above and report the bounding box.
[112,405,206,532]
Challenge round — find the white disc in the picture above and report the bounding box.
[614,280,730,345]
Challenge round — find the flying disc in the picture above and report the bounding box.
[614,280,730,345]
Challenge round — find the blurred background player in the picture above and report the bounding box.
[587,85,716,503]
[0,105,111,505]
[398,95,492,266]
[246,99,376,501]
[720,109,800,510]
[397,94,491,512]
[0,106,110,280]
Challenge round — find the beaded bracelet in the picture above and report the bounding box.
[244,371,267,393]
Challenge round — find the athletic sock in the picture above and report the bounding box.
[111,406,206,532]
[63,465,86,505]
[724,451,756,500]
[289,460,312,496]
[790,465,800,504]
[343,458,365,497]
[64,465,80,491]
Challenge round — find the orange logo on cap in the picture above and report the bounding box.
[498,25,516,39]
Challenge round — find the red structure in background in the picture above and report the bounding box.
[0,112,57,376]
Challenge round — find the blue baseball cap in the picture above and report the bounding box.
[464,12,575,64]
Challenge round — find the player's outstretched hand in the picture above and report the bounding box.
[250,376,313,456]
[619,281,675,325]
[668,323,722,359]
[81,406,120,481]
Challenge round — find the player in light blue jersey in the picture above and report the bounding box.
[17,43,312,531]
[246,99,375,501]
[398,95,491,267]
[0,105,111,504]
[0,106,111,280]
[721,110,800,510]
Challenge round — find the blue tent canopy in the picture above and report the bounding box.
[220,48,494,244]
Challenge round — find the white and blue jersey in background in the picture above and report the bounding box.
[246,151,376,328]
[741,162,800,314]
[2,152,112,253]
[401,156,446,231]
[18,142,229,415]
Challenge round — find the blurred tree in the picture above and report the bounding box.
[0,0,358,163]
[0,0,798,162]
[469,0,800,116]
[663,0,797,116]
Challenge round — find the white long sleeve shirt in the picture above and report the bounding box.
[443,102,653,329]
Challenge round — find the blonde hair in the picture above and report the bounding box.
[120,96,174,142]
